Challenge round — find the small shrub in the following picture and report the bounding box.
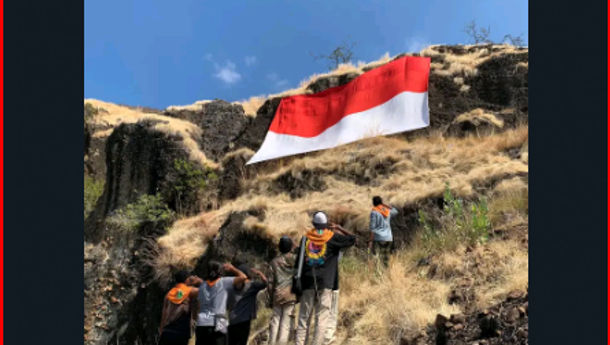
[165,158,218,215]
[84,175,104,218]
[417,183,491,254]
[108,193,175,232]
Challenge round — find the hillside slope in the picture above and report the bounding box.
[84,44,528,345]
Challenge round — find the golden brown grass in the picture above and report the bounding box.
[235,96,267,117]
[455,108,504,128]
[422,44,523,78]
[334,230,527,344]
[150,125,528,344]
[337,252,461,344]
[166,100,212,112]
[155,125,528,280]
[84,99,218,169]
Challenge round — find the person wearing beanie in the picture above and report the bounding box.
[158,270,203,345]
[294,211,356,345]
[268,236,297,345]
[227,263,268,345]
[368,196,399,267]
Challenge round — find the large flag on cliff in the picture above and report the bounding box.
[246,56,430,165]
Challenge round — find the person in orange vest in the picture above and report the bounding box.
[294,211,355,345]
[368,196,398,266]
[159,271,203,345]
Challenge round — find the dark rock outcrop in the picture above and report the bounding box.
[234,97,282,152]
[84,219,170,345]
[217,149,257,201]
[164,100,251,162]
[193,210,277,277]
[84,121,114,180]
[416,46,528,139]
[85,120,190,242]
[421,293,528,345]
[305,72,360,93]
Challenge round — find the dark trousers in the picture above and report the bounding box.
[373,241,393,266]
[196,326,227,345]
[159,330,189,345]
[228,320,251,345]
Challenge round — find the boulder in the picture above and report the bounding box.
[164,100,251,162]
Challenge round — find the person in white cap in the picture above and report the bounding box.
[294,211,355,345]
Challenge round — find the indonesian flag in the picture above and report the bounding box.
[247,56,430,165]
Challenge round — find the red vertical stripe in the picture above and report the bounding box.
[0,0,4,341]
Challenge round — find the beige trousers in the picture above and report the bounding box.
[312,289,339,345]
[268,302,295,345]
[295,289,332,345]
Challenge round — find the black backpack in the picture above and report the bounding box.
[291,236,307,296]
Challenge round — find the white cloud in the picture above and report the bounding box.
[267,73,289,89]
[214,61,241,85]
[244,56,257,66]
[406,37,431,53]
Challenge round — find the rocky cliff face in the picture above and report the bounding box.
[164,100,251,161]
[84,219,170,345]
[84,44,529,345]
[85,120,190,242]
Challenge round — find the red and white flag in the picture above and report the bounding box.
[247,56,430,165]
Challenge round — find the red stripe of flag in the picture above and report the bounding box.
[269,55,430,138]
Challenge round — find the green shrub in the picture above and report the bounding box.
[417,183,491,254]
[84,175,104,218]
[166,158,217,214]
[108,193,175,232]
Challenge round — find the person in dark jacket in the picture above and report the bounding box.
[268,236,297,345]
[227,264,268,345]
[294,211,355,345]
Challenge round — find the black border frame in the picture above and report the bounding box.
[2,0,608,344]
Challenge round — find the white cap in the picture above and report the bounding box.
[312,211,328,225]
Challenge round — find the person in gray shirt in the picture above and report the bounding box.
[368,196,399,266]
[196,261,247,345]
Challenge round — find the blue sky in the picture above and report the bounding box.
[85,0,528,109]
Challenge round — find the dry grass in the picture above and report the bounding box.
[422,44,523,77]
[165,100,212,112]
[153,211,224,284]
[334,232,528,344]
[473,240,528,308]
[235,96,267,117]
[337,252,460,344]
[455,108,504,128]
[489,182,528,227]
[148,127,528,344]
[84,99,218,169]
[155,125,528,279]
